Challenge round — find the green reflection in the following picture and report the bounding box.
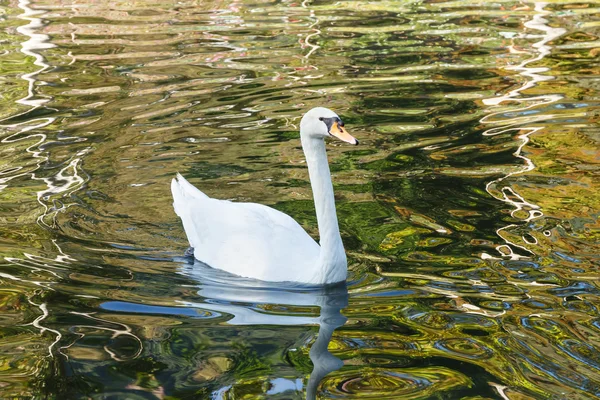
[0,0,599,398]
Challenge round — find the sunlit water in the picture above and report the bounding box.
[0,0,599,398]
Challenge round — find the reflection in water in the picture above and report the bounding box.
[301,0,321,60]
[26,297,62,357]
[63,311,144,362]
[306,286,347,400]
[15,0,54,108]
[179,261,348,398]
[0,0,599,398]
[481,2,566,260]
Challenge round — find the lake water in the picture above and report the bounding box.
[0,0,599,398]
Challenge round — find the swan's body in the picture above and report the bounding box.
[171,107,357,284]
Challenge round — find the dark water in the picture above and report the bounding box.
[1,0,599,398]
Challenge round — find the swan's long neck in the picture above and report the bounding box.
[301,135,346,279]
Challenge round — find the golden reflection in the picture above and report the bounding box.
[317,366,472,399]
[63,312,143,361]
[480,2,566,259]
[15,0,54,108]
[5,241,75,358]
[301,0,321,59]
[0,0,598,398]
[25,298,62,357]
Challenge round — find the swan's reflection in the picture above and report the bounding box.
[178,260,348,399]
[305,283,347,400]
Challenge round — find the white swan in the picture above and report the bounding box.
[171,107,358,284]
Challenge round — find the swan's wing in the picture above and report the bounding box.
[172,173,208,203]
[171,175,321,281]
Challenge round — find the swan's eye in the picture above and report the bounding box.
[320,117,337,134]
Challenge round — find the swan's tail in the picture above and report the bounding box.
[171,173,209,252]
[171,173,208,217]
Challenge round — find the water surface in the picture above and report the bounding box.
[0,0,599,398]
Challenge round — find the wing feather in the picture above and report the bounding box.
[171,174,321,281]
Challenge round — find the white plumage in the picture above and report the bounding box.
[171,107,358,284]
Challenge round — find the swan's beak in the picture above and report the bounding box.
[329,121,358,145]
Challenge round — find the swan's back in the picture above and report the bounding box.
[171,174,323,283]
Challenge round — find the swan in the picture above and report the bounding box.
[171,107,358,284]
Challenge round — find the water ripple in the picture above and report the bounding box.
[318,367,472,399]
[0,0,598,398]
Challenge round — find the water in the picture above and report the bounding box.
[0,0,599,398]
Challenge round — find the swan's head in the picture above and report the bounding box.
[300,107,358,145]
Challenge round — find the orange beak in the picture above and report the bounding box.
[329,121,358,145]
